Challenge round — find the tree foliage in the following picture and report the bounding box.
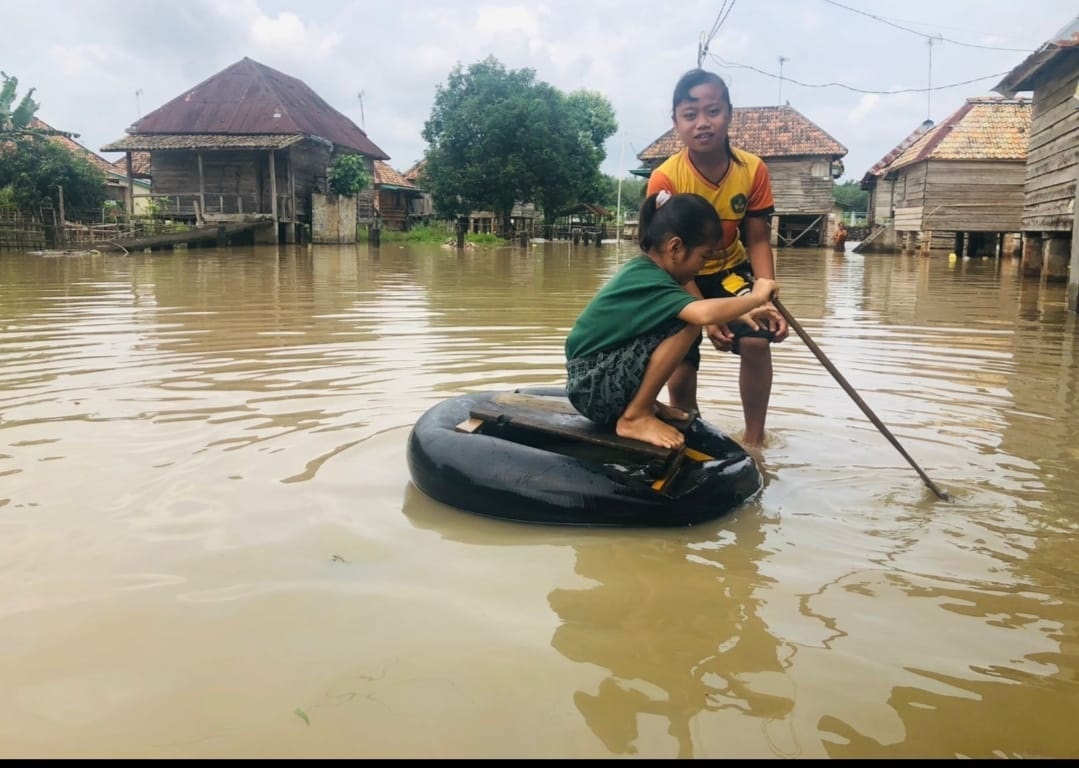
[0,71,40,135]
[833,179,868,211]
[0,71,105,214]
[327,153,372,196]
[0,137,107,213]
[421,56,617,226]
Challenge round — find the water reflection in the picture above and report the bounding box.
[2,242,1078,758]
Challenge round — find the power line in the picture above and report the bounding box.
[820,0,1036,52]
[706,53,1010,95]
[698,0,737,66]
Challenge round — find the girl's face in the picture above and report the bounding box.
[672,82,732,155]
[666,238,717,284]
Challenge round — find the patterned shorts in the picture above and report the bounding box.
[566,321,684,426]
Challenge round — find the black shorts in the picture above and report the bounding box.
[684,261,775,367]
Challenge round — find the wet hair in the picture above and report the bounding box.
[671,68,742,166]
[638,192,722,253]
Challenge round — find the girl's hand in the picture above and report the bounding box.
[706,323,735,352]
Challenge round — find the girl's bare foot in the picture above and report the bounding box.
[616,413,686,449]
[654,402,691,422]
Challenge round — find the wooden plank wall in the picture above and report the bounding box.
[1023,70,1079,233]
[768,157,835,216]
[891,160,1024,232]
[150,142,334,223]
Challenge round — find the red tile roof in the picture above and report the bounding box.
[861,119,935,185]
[638,105,847,162]
[105,57,388,159]
[29,117,124,178]
[887,97,1031,172]
[374,160,416,189]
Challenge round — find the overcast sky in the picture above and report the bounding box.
[4,0,1073,183]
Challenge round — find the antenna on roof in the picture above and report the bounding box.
[135,88,143,119]
[357,90,366,131]
[926,35,943,120]
[777,57,789,104]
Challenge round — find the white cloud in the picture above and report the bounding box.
[849,93,881,123]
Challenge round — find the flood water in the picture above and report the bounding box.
[1,241,1077,758]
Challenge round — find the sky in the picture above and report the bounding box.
[3,0,1073,184]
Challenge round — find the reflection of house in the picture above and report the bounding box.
[866,97,1031,258]
[373,160,427,231]
[30,118,152,215]
[637,106,847,247]
[101,56,389,244]
[994,15,1079,303]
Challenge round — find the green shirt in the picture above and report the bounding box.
[565,255,696,360]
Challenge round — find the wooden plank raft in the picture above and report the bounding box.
[461,392,715,492]
[464,392,673,460]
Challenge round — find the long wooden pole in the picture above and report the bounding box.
[772,296,951,501]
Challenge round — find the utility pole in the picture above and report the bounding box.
[777,56,789,104]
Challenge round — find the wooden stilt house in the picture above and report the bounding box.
[994,14,1079,305]
[865,97,1032,259]
[101,57,389,244]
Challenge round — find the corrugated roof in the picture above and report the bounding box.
[887,97,1030,172]
[638,105,847,162]
[102,57,389,159]
[102,133,304,151]
[994,15,1079,95]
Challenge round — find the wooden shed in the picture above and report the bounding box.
[101,57,389,244]
[994,14,1079,306]
[373,160,428,231]
[636,105,847,248]
[871,97,1032,258]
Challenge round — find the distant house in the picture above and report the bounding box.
[636,105,848,248]
[994,14,1079,302]
[101,57,390,244]
[403,158,538,237]
[373,160,427,231]
[857,120,935,252]
[868,96,1031,257]
[30,118,152,215]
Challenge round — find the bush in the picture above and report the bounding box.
[328,154,371,196]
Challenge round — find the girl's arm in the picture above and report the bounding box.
[680,279,776,327]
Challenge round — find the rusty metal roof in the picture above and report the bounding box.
[995,15,1079,96]
[638,105,847,162]
[103,57,389,159]
[886,97,1031,172]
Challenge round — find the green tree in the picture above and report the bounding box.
[833,179,867,211]
[0,71,40,135]
[327,153,371,196]
[0,72,104,215]
[421,56,617,229]
[0,134,106,214]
